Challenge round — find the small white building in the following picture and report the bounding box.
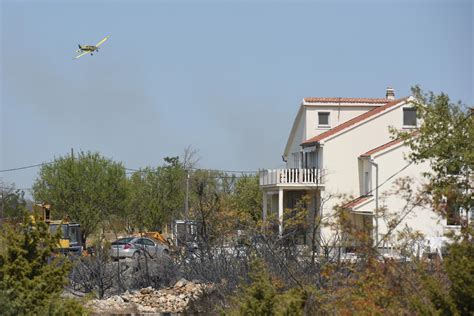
[260,88,460,253]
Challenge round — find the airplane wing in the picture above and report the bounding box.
[74,51,89,59]
[95,35,110,47]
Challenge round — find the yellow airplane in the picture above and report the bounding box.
[74,35,110,59]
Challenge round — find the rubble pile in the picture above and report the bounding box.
[88,278,215,314]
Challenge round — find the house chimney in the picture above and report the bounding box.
[386,87,395,100]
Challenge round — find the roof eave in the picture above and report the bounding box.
[302,101,388,107]
[342,195,374,210]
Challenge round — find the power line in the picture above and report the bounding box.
[126,167,258,174]
[125,168,140,172]
[17,188,32,191]
[194,175,256,179]
[0,162,53,173]
[190,167,257,174]
[1,162,257,176]
[126,170,255,179]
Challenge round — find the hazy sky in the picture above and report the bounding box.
[1,0,472,192]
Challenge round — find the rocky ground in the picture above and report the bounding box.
[87,278,215,314]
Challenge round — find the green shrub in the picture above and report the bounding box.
[226,259,306,316]
[0,216,87,315]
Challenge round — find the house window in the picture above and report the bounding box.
[304,151,317,168]
[446,198,461,226]
[292,153,300,168]
[403,108,417,127]
[318,112,330,127]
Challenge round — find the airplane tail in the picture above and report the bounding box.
[78,44,82,49]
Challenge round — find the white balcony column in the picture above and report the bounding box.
[278,187,284,237]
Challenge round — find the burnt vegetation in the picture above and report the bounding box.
[1,88,473,315]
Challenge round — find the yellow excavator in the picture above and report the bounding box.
[131,231,176,252]
[33,203,83,255]
[142,231,170,246]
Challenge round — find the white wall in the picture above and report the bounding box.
[286,105,376,167]
[370,146,444,241]
[305,106,375,140]
[322,101,413,196]
[286,111,305,168]
[316,100,442,243]
[321,140,444,245]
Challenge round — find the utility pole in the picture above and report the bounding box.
[185,170,190,241]
[185,171,189,221]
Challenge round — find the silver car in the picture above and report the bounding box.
[110,237,169,259]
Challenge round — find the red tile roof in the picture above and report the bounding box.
[361,138,404,157]
[302,97,409,145]
[342,195,372,209]
[304,97,390,104]
[360,131,418,158]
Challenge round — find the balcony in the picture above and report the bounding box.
[259,168,324,188]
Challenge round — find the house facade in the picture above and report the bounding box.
[259,88,458,254]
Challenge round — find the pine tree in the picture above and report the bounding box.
[0,216,86,315]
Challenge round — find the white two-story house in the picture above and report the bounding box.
[260,88,458,253]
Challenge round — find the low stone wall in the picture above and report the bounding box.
[87,278,215,314]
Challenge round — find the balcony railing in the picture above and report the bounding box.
[259,168,324,186]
